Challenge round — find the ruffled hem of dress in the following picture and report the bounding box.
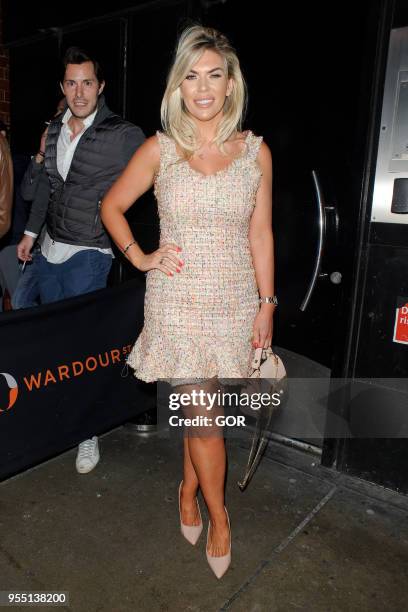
[127,331,254,384]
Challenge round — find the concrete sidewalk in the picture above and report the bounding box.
[1,429,407,611]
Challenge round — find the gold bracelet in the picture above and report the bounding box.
[123,240,136,255]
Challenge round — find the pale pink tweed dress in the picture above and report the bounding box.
[127,130,263,384]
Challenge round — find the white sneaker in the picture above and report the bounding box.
[76,436,100,474]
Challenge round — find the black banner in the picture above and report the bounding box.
[0,279,155,481]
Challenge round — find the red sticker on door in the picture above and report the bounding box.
[393,298,408,345]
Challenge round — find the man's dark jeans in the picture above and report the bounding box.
[37,250,112,304]
[12,245,41,309]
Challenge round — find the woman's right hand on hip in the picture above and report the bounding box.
[138,243,183,277]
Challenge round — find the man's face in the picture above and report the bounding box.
[60,61,105,120]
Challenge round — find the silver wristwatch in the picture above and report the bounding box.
[259,295,278,305]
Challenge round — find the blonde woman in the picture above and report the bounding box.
[101,25,275,578]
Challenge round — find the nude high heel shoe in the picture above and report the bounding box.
[178,481,203,545]
[206,508,231,579]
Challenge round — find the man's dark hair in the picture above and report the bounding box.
[61,47,104,83]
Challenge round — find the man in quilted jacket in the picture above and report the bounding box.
[17,47,145,474]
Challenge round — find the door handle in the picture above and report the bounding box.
[300,170,327,311]
[330,271,342,284]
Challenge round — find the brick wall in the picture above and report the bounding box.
[0,1,10,127]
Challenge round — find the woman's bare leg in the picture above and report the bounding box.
[180,437,201,526]
[178,378,229,557]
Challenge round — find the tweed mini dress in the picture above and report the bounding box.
[127,130,263,384]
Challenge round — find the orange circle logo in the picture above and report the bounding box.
[0,373,19,412]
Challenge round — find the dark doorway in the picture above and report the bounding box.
[199,0,385,448]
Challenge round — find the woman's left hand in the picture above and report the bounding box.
[252,305,275,349]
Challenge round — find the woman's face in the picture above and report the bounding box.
[180,49,233,125]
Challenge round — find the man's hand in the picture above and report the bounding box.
[17,235,35,262]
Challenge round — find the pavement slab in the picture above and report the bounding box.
[0,429,407,612]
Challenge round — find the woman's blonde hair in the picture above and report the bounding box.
[161,25,247,158]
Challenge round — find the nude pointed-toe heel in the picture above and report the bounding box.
[206,508,231,579]
[178,481,203,545]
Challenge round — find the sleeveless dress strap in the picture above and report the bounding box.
[156,131,178,176]
[245,131,264,163]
